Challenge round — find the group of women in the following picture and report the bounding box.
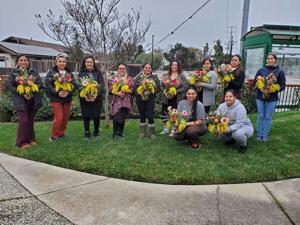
[7,52,286,153]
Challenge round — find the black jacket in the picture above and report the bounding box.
[224,68,245,94]
[45,66,76,103]
[7,67,43,111]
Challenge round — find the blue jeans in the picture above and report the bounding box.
[256,99,278,139]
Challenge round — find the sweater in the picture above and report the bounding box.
[216,100,252,133]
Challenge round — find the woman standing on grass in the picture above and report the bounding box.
[196,58,217,113]
[173,86,208,148]
[45,54,76,141]
[110,63,134,138]
[78,56,104,141]
[161,60,188,135]
[134,63,160,140]
[223,54,245,101]
[7,55,43,149]
[216,90,253,153]
[254,53,286,142]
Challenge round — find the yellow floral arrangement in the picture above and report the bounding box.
[216,64,234,86]
[54,72,73,92]
[256,73,280,99]
[166,106,187,133]
[79,75,99,98]
[15,68,39,98]
[137,79,156,100]
[189,69,209,86]
[163,78,178,99]
[111,77,130,94]
[207,111,229,137]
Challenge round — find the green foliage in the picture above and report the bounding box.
[135,52,163,70]
[213,39,224,65]
[164,43,197,70]
[0,112,299,184]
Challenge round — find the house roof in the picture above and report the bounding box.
[2,36,70,53]
[0,41,65,57]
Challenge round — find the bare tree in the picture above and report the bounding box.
[36,0,151,126]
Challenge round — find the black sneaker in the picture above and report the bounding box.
[239,145,248,153]
[224,139,235,145]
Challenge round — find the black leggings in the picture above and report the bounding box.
[136,96,155,124]
[83,117,100,134]
[113,107,129,124]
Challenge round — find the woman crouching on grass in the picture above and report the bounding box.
[7,55,43,149]
[173,86,208,148]
[216,90,253,153]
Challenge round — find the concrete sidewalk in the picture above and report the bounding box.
[0,152,299,225]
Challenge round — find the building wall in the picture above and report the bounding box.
[0,53,15,68]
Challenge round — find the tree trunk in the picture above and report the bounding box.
[103,70,110,127]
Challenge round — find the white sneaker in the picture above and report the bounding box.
[160,128,169,135]
[169,128,175,137]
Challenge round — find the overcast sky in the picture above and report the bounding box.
[1,0,300,54]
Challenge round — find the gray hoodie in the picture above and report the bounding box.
[216,100,253,133]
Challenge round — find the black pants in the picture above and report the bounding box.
[161,96,178,122]
[113,107,129,124]
[83,117,100,135]
[136,96,155,124]
[174,125,208,143]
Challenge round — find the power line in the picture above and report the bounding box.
[145,0,212,50]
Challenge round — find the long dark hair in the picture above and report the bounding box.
[16,54,30,64]
[168,59,182,76]
[201,58,214,71]
[232,54,244,76]
[185,85,198,121]
[80,56,100,72]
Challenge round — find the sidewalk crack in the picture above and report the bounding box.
[36,177,110,197]
[262,183,295,225]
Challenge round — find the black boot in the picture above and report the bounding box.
[118,123,125,138]
[85,131,91,142]
[239,145,248,153]
[113,121,118,139]
[94,130,99,138]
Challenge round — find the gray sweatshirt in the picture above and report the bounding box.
[177,100,206,122]
[216,100,253,133]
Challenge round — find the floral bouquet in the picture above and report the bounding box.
[207,111,229,137]
[136,78,156,101]
[163,78,178,99]
[111,77,131,94]
[79,75,99,101]
[54,72,74,93]
[216,64,234,87]
[15,67,39,99]
[189,69,209,91]
[255,72,280,99]
[166,106,187,133]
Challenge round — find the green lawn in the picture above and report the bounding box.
[0,111,299,185]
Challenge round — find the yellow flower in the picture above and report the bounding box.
[121,84,129,93]
[169,87,177,96]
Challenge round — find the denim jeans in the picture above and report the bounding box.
[256,99,278,140]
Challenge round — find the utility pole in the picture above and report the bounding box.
[240,0,250,52]
[228,26,235,56]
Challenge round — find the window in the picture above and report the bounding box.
[0,57,5,68]
[245,48,265,79]
[272,45,300,83]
